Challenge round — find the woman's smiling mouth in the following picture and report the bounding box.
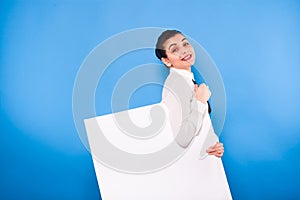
[181,54,192,61]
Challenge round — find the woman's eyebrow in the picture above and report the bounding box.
[168,43,177,50]
[168,38,187,50]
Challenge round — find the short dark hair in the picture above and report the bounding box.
[155,30,182,60]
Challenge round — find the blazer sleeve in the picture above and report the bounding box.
[162,76,208,148]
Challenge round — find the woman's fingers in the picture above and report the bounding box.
[194,83,211,103]
[206,142,224,157]
[207,142,223,151]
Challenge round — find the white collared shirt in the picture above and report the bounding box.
[162,67,209,148]
[170,67,195,87]
[169,67,208,112]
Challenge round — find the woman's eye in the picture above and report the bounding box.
[172,48,178,53]
[183,42,189,46]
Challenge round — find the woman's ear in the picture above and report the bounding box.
[161,57,172,67]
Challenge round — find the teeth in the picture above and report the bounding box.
[182,55,191,61]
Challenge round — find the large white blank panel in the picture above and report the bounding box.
[84,103,232,200]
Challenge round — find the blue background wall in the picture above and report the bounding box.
[1,0,300,199]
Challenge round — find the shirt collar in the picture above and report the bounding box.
[170,67,195,81]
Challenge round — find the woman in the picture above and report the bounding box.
[155,30,224,158]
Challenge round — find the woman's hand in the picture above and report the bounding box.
[194,83,211,104]
[206,142,224,158]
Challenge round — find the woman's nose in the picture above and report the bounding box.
[181,48,187,56]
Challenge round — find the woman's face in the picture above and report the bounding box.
[161,33,195,70]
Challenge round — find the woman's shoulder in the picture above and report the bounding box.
[163,72,193,98]
[165,71,185,86]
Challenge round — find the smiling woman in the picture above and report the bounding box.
[155,30,232,198]
[156,30,223,154]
